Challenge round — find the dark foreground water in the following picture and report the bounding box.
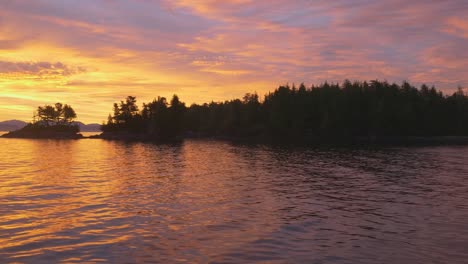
[0,137,467,263]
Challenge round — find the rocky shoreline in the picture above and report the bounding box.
[1,130,84,139]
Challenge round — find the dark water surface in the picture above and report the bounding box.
[0,137,467,263]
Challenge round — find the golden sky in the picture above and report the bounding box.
[0,0,467,123]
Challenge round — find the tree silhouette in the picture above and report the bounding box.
[100,81,468,141]
[36,103,77,126]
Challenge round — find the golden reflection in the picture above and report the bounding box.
[0,139,284,262]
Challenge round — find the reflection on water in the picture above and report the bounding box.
[0,138,467,263]
[80,132,101,137]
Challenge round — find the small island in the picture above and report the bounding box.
[2,103,83,139]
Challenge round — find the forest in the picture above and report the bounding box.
[101,80,468,141]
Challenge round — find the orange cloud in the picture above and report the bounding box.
[444,17,468,38]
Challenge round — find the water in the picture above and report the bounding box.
[0,137,467,263]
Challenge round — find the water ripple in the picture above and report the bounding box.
[0,138,467,263]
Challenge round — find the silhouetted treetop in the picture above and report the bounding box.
[100,81,468,141]
[35,103,77,126]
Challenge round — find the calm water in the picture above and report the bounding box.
[0,136,467,263]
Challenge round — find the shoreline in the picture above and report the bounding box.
[4,131,468,146]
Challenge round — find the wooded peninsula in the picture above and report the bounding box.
[3,80,468,144]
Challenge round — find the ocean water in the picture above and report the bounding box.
[0,137,467,263]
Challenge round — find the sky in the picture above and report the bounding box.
[0,0,467,123]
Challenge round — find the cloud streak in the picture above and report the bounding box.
[0,61,86,79]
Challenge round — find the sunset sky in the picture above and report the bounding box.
[1,0,467,123]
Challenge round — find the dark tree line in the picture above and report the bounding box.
[101,80,468,140]
[102,95,186,138]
